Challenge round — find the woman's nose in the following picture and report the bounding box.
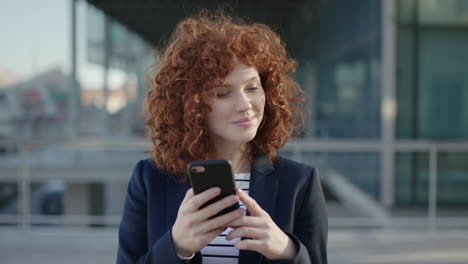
[235,92,252,112]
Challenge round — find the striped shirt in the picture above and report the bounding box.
[201,172,251,264]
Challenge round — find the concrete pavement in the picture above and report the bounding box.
[1,227,468,264]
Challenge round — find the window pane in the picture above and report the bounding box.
[396,28,416,139]
[395,152,468,211]
[418,0,468,25]
[316,0,381,139]
[418,30,468,139]
[395,152,429,205]
[30,181,64,216]
[0,182,18,216]
[437,152,468,204]
[397,28,468,139]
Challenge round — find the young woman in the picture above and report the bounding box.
[117,13,328,264]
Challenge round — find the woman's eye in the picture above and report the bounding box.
[246,86,259,92]
[216,92,229,98]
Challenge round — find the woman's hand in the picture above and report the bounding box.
[172,187,245,257]
[226,189,297,260]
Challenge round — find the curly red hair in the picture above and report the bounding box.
[144,13,305,180]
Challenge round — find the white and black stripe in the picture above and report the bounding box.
[201,173,250,264]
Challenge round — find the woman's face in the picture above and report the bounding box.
[205,62,265,149]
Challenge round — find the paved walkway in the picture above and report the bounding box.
[329,229,468,263]
[1,228,468,263]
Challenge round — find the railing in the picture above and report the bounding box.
[286,139,468,229]
[1,138,468,230]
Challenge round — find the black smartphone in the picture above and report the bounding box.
[187,159,239,218]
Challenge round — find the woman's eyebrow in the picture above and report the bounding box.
[221,76,260,88]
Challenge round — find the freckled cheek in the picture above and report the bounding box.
[252,94,266,111]
[208,104,230,122]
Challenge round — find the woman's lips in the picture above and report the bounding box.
[232,118,254,128]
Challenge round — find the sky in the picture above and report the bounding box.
[0,0,127,89]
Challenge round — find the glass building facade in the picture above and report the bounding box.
[395,0,468,210]
[1,0,468,229]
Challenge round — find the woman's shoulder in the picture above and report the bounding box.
[129,158,170,184]
[133,158,164,174]
[273,155,319,182]
[126,158,180,195]
[274,155,316,172]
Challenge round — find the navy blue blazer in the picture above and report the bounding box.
[117,154,328,264]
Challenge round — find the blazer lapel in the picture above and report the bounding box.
[248,154,278,216]
[163,155,278,264]
[239,154,278,264]
[165,175,191,229]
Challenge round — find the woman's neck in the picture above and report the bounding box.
[213,143,251,174]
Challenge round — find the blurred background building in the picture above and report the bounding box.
[1,0,468,263]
